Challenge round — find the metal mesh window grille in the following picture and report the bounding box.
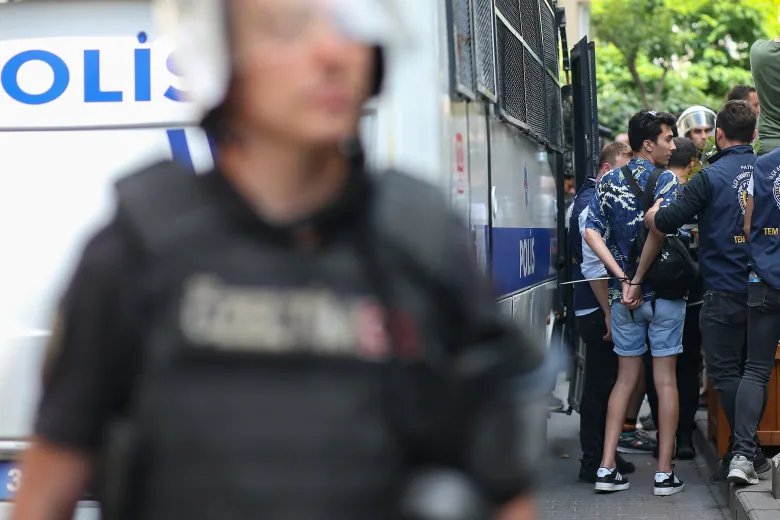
[524,49,547,137]
[541,1,561,146]
[540,2,558,78]
[473,0,497,99]
[546,74,562,147]
[452,0,476,98]
[491,0,563,146]
[519,0,542,58]
[587,45,601,154]
[496,18,526,124]
[495,0,520,27]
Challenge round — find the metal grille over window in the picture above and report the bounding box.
[540,2,559,78]
[587,45,601,157]
[524,49,547,138]
[541,1,562,146]
[546,75,562,147]
[495,0,521,27]
[473,0,497,100]
[496,18,527,124]
[451,0,477,99]
[519,0,543,59]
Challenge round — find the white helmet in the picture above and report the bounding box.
[153,0,402,118]
[676,105,717,138]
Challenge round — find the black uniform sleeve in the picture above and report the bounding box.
[654,172,710,234]
[441,216,544,503]
[35,221,142,451]
[444,217,544,373]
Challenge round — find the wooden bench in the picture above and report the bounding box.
[708,346,780,457]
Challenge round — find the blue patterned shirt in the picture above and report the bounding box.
[585,157,680,302]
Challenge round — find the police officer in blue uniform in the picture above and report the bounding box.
[726,129,780,485]
[12,1,544,518]
[645,100,772,482]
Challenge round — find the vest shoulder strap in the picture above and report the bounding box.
[372,170,453,290]
[114,161,222,258]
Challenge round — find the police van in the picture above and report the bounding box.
[1,0,573,514]
[0,1,212,516]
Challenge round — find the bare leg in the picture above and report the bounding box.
[600,356,644,470]
[625,363,645,426]
[652,355,679,473]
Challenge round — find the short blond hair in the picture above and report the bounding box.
[599,141,631,169]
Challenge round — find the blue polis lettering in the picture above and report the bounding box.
[1,32,182,105]
[1,50,69,105]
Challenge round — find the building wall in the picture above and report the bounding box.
[557,0,591,49]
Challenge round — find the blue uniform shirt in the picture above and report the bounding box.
[568,178,600,313]
[586,157,679,302]
[749,147,780,289]
[654,144,755,294]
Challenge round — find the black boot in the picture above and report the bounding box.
[578,460,599,483]
[616,454,635,474]
[579,454,635,483]
[675,434,696,460]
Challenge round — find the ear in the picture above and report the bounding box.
[644,140,653,152]
[753,129,758,142]
[716,127,725,142]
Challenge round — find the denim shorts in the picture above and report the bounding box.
[611,299,686,357]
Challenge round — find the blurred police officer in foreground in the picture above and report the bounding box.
[12,1,544,518]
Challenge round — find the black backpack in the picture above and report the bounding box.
[623,165,699,300]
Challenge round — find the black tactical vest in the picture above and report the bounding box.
[100,161,544,520]
[100,161,461,519]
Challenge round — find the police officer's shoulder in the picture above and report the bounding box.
[374,169,449,212]
[372,169,460,274]
[114,161,219,256]
[115,160,203,219]
[73,218,136,276]
[755,146,780,173]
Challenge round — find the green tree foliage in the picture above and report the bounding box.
[592,0,780,133]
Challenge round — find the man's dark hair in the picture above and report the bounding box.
[599,141,631,169]
[627,110,677,152]
[727,84,756,102]
[716,100,756,143]
[668,137,698,168]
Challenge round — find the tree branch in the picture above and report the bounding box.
[653,63,670,106]
[626,54,650,108]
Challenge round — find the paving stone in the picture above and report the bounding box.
[538,387,729,520]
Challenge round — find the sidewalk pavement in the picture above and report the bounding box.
[537,383,728,520]
[693,411,780,520]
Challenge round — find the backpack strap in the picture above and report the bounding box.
[643,168,665,211]
[622,165,644,200]
[622,165,665,212]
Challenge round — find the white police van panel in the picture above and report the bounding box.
[0,1,211,513]
[367,0,560,353]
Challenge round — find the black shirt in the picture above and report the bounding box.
[36,164,377,450]
[37,222,142,449]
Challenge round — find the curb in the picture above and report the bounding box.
[694,411,780,519]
